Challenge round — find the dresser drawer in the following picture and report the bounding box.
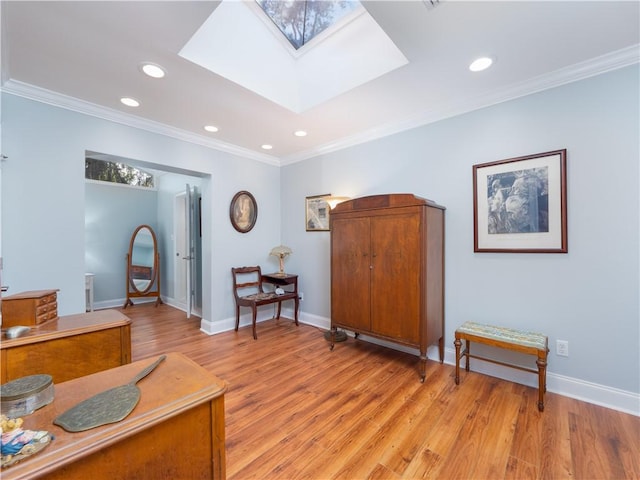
[36,293,57,307]
[36,307,59,324]
[36,300,57,315]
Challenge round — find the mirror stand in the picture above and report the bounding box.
[123,225,162,308]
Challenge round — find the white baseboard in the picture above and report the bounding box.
[200,316,236,335]
[296,310,331,330]
[160,297,203,318]
[199,305,322,335]
[92,297,158,310]
[95,296,201,318]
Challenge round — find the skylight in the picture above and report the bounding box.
[256,0,360,50]
[179,1,408,113]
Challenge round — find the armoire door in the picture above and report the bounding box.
[370,211,422,343]
[331,216,371,332]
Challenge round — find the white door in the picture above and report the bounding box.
[174,185,197,318]
[174,192,187,310]
[184,184,195,318]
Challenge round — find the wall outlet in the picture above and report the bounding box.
[556,339,569,357]
[299,292,304,301]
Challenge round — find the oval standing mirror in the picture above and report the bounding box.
[130,226,155,293]
[124,225,162,307]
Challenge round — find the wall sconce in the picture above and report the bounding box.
[325,196,350,209]
[269,245,292,275]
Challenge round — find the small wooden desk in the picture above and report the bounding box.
[262,272,299,317]
[261,273,298,296]
[1,352,227,480]
[1,310,131,384]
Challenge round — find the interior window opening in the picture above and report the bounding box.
[85,156,155,189]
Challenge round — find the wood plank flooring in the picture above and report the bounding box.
[122,303,640,479]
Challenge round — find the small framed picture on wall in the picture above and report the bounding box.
[230,190,257,233]
[305,194,331,231]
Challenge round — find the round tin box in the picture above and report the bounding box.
[1,374,54,417]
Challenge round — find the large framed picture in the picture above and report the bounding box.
[230,190,257,233]
[306,194,331,231]
[473,149,567,253]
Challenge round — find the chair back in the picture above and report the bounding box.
[231,266,264,300]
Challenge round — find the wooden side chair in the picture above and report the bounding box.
[231,266,299,339]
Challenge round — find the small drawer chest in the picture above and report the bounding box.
[1,289,59,327]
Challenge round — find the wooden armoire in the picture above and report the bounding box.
[329,194,445,382]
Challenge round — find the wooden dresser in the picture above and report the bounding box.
[1,309,131,384]
[1,289,58,327]
[1,352,227,480]
[330,194,445,382]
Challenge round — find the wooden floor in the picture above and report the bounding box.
[122,303,640,480]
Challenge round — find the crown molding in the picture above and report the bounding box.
[0,79,280,166]
[280,44,640,165]
[2,45,638,167]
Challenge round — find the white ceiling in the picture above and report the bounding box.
[2,1,639,165]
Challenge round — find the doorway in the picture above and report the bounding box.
[84,151,206,314]
[174,185,201,318]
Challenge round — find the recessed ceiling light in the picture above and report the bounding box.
[294,130,307,137]
[140,62,166,79]
[120,97,140,107]
[204,125,219,133]
[261,144,273,150]
[469,57,493,72]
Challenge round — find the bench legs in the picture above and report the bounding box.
[454,338,461,385]
[454,338,470,385]
[454,335,547,412]
[274,298,299,327]
[233,305,259,340]
[235,298,299,340]
[464,340,470,372]
[536,354,547,412]
[251,307,259,340]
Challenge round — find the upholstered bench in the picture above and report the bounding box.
[454,321,549,411]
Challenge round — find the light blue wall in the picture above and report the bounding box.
[1,65,637,399]
[281,65,640,394]
[1,94,283,324]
